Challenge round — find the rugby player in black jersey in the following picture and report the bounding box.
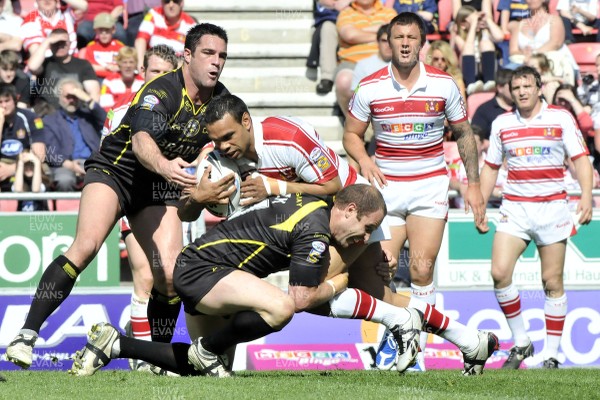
[6,23,236,369]
[70,184,427,377]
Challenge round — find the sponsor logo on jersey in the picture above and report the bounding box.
[311,241,327,253]
[140,94,159,110]
[373,106,394,113]
[1,139,23,157]
[499,212,508,223]
[309,148,331,172]
[381,122,434,137]
[307,248,322,264]
[508,146,551,157]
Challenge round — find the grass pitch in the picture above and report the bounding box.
[1,369,599,400]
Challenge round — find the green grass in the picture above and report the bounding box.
[1,369,599,400]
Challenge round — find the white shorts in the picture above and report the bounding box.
[378,174,450,227]
[355,174,391,243]
[496,200,576,245]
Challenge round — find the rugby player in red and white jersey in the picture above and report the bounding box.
[479,66,593,370]
[103,45,178,369]
[180,93,500,376]
[342,12,487,371]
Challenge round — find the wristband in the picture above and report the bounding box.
[326,279,337,297]
[277,180,287,196]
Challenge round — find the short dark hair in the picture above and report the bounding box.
[334,184,387,220]
[204,94,249,126]
[495,68,512,87]
[143,44,178,70]
[388,12,426,46]
[0,83,17,102]
[185,23,228,55]
[509,66,542,91]
[377,24,389,41]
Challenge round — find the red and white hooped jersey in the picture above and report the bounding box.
[136,7,196,56]
[486,102,589,202]
[100,72,145,111]
[247,116,357,187]
[101,94,134,143]
[21,8,78,55]
[349,62,467,181]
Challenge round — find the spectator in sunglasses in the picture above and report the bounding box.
[134,0,196,71]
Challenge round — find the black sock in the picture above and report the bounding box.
[119,337,198,376]
[147,288,181,343]
[462,55,477,86]
[202,311,277,355]
[23,255,79,332]
[481,51,497,83]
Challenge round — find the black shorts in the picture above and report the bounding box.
[173,252,236,315]
[84,160,182,217]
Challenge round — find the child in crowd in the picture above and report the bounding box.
[13,150,49,212]
[0,50,31,109]
[78,13,125,79]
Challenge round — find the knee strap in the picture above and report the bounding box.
[150,288,181,305]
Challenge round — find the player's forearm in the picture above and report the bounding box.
[285,177,343,196]
[343,132,369,165]
[453,122,481,184]
[177,196,204,222]
[132,131,168,175]
[573,156,594,197]
[479,164,499,204]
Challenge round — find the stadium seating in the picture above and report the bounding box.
[568,42,600,77]
[467,91,495,120]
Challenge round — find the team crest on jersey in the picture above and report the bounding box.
[425,100,441,113]
[544,128,555,137]
[310,148,331,172]
[16,129,26,139]
[183,119,201,137]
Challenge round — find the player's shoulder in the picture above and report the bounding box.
[358,65,391,89]
[133,69,182,107]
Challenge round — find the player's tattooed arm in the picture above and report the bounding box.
[451,121,480,184]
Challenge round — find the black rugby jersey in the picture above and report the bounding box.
[179,194,333,287]
[91,67,228,178]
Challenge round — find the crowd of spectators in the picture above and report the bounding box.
[0,0,194,206]
[309,0,600,208]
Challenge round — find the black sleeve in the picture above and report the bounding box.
[129,79,178,141]
[78,59,99,83]
[288,211,331,287]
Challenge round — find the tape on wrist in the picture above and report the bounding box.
[326,279,336,297]
[260,175,272,196]
[277,180,287,196]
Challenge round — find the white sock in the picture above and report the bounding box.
[411,283,436,352]
[330,288,410,328]
[495,284,530,347]
[111,338,120,358]
[408,296,479,353]
[544,294,567,359]
[130,293,151,341]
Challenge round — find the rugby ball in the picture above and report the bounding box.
[196,151,242,218]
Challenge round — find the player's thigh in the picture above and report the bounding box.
[490,231,528,284]
[65,182,121,268]
[129,205,183,289]
[197,270,295,328]
[405,214,445,266]
[538,240,567,289]
[324,244,368,279]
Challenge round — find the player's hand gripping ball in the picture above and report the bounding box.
[197,151,242,218]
